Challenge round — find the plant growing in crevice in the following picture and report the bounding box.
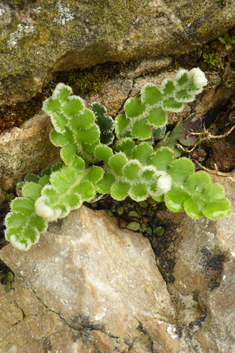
[4,68,231,250]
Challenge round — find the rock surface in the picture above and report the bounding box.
[1,175,235,352]
[0,205,181,353]
[0,111,60,202]
[1,0,235,104]
[154,175,235,352]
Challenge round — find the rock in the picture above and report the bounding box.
[0,111,60,195]
[1,0,235,104]
[0,205,178,353]
[85,78,133,117]
[195,260,235,353]
[1,176,235,352]
[154,175,235,352]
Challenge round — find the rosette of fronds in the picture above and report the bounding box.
[35,161,103,222]
[94,142,173,202]
[165,159,231,220]
[43,83,101,165]
[5,183,48,250]
[115,68,208,141]
[4,67,231,251]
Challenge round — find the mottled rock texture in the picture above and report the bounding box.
[0,0,235,104]
[0,176,235,352]
[0,205,181,353]
[0,111,60,199]
[154,175,235,353]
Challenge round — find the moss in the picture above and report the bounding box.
[55,62,122,95]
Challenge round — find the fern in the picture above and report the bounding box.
[4,68,231,250]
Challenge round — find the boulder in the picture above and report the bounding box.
[154,175,235,352]
[1,0,235,104]
[0,205,183,353]
[0,174,235,352]
[0,111,60,201]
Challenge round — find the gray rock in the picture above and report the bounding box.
[1,0,235,104]
[0,206,179,353]
[156,175,235,352]
[0,111,60,198]
[0,175,235,352]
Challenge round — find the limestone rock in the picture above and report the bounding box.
[0,206,177,353]
[155,175,235,352]
[1,0,235,104]
[0,111,60,196]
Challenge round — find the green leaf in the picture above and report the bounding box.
[111,181,130,200]
[91,102,114,145]
[116,139,135,158]
[41,186,59,204]
[202,199,231,220]
[5,226,40,251]
[82,166,104,184]
[132,118,152,140]
[147,107,167,127]
[95,145,113,163]
[24,174,40,183]
[115,114,130,137]
[174,90,194,102]
[72,156,85,170]
[174,70,188,88]
[165,187,189,212]
[43,97,61,114]
[50,129,71,147]
[53,83,73,101]
[69,108,95,130]
[109,153,128,177]
[29,214,48,232]
[74,180,96,202]
[38,175,50,187]
[201,183,225,201]
[60,143,77,164]
[168,158,195,185]
[91,102,114,132]
[163,99,184,112]
[184,171,211,195]
[50,170,71,194]
[127,222,140,231]
[124,98,146,118]
[131,143,153,165]
[123,160,142,180]
[74,124,100,144]
[5,196,48,251]
[152,126,166,139]
[95,173,115,194]
[129,183,148,201]
[184,195,205,219]
[60,166,77,184]
[5,212,26,229]
[140,167,156,182]
[161,79,175,96]
[10,198,35,216]
[62,96,84,117]
[149,147,174,171]
[50,162,64,173]
[22,183,42,202]
[141,84,163,105]
[50,111,68,133]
